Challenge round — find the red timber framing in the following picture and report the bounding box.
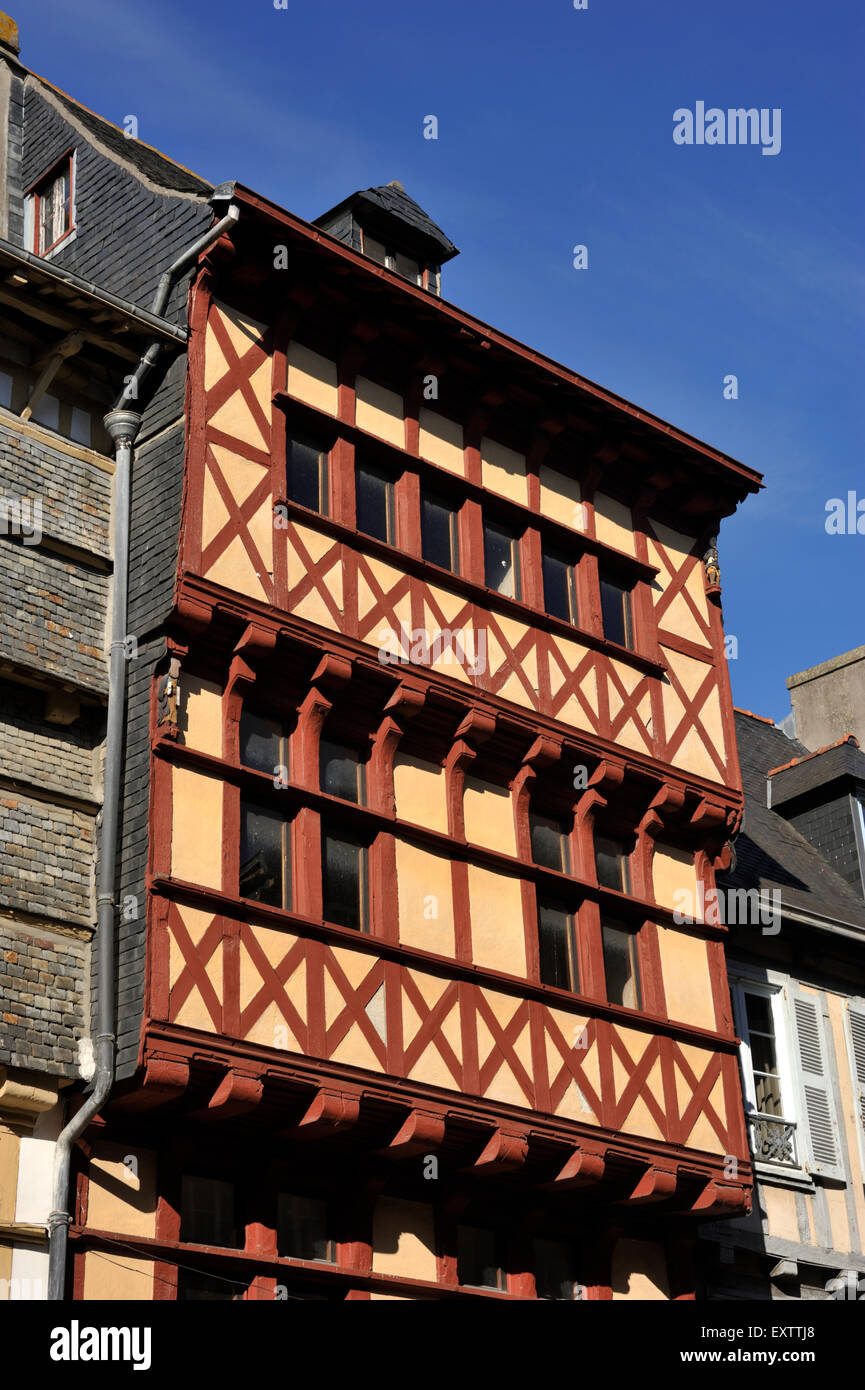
[76,184,762,1301]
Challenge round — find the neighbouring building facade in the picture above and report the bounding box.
[698,654,865,1300]
[0,12,213,1298]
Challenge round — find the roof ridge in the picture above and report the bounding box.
[767,733,860,778]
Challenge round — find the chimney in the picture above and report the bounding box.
[0,11,19,58]
[785,646,865,749]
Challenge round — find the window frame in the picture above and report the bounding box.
[321,823,370,933]
[239,797,292,911]
[537,895,580,994]
[483,515,522,600]
[541,543,579,626]
[729,973,802,1174]
[355,456,397,545]
[600,916,643,1011]
[285,431,330,517]
[420,485,461,575]
[26,150,76,258]
[599,569,635,651]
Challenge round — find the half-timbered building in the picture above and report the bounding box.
[64,173,767,1301]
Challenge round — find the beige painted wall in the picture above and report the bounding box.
[463,777,516,857]
[87,1141,158,1238]
[539,463,582,531]
[594,492,636,557]
[171,766,223,888]
[418,408,464,475]
[371,1198,437,1280]
[393,753,448,832]
[82,1252,155,1300]
[652,844,698,913]
[481,436,527,506]
[396,840,455,957]
[355,375,404,446]
[468,865,526,976]
[286,341,338,415]
[656,927,716,1031]
[177,675,223,756]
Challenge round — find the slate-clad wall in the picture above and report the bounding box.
[0,923,86,1075]
[0,534,109,692]
[0,422,111,557]
[787,794,863,896]
[19,83,211,322]
[5,72,24,244]
[113,353,190,1080]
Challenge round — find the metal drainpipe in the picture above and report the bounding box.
[46,200,240,1301]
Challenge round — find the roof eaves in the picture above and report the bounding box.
[229,184,764,494]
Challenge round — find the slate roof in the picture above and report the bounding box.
[316,181,459,262]
[719,710,865,931]
[28,70,212,196]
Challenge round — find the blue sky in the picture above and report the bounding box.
[20,0,863,721]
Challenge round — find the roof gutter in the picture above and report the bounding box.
[46,197,240,1301]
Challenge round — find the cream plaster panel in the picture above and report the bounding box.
[539,464,582,531]
[481,436,527,505]
[594,492,636,557]
[418,408,464,475]
[763,1185,801,1244]
[82,1252,154,1300]
[177,675,223,756]
[87,1141,157,1238]
[396,840,455,957]
[393,753,448,833]
[653,844,698,913]
[171,766,223,889]
[463,777,516,857]
[372,1198,437,1280]
[286,341,338,415]
[468,865,526,976]
[656,927,716,1031]
[355,375,404,446]
[205,532,269,602]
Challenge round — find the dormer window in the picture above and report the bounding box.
[28,153,75,257]
[360,230,424,286]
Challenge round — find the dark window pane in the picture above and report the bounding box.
[534,1238,579,1300]
[421,491,459,572]
[287,435,328,514]
[745,992,774,1038]
[600,574,633,649]
[530,811,568,872]
[356,461,394,543]
[595,836,629,893]
[278,1193,333,1263]
[484,520,520,598]
[320,739,364,804]
[602,920,641,1009]
[177,1271,245,1301]
[457,1225,505,1290]
[538,899,578,992]
[542,549,576,624]
[180,1176,237,1248]
[323,832,367,930]
[240,801,288,908]
[240,709,283,774]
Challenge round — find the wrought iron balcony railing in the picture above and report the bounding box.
[746,1112,798,1167]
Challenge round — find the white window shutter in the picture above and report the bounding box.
[846,1002,865,1174]
[791,991,845,1181]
